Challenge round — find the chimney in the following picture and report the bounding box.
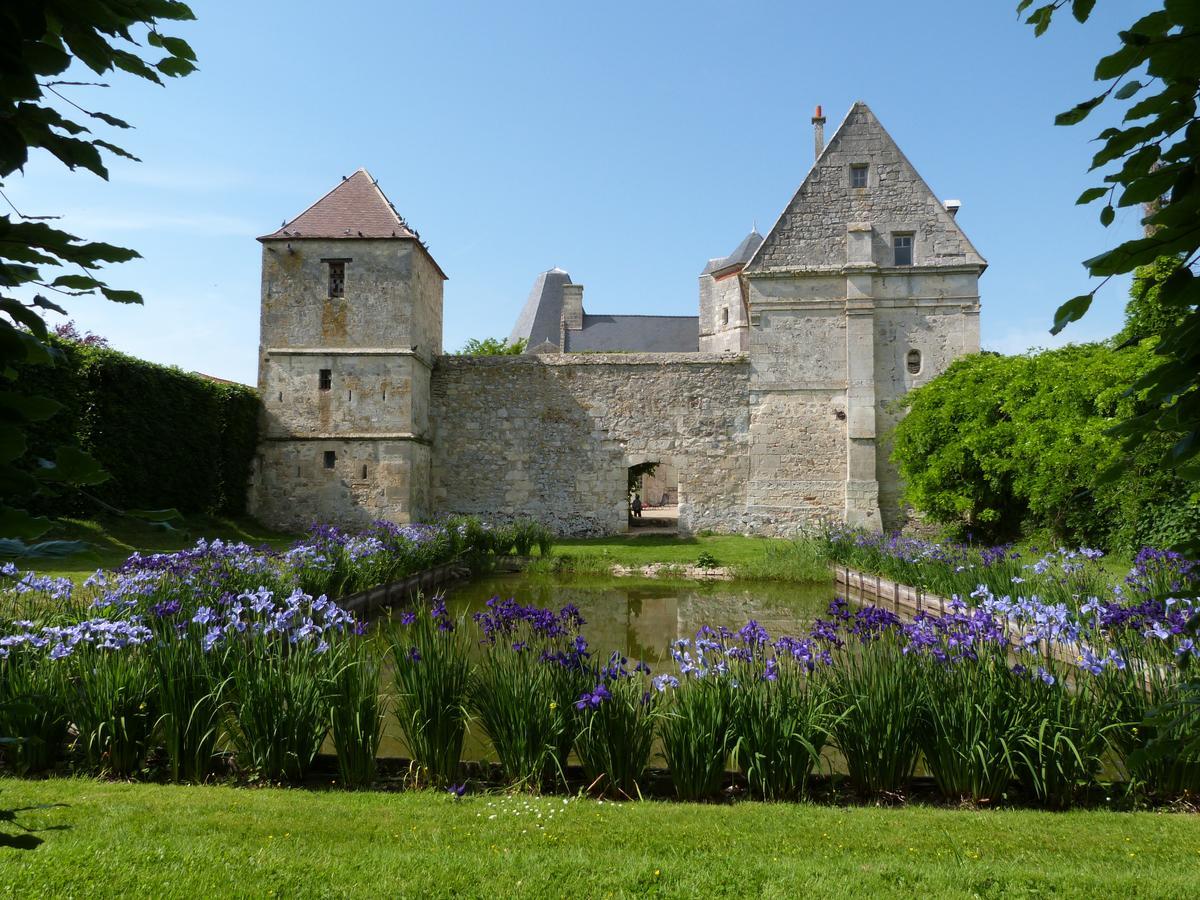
[943,199,961,218]
[561,283,584,331]
[812,105,826,160]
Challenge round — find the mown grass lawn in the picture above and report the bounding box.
[0,779,1197,898]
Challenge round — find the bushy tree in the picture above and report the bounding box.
[893,341,1199,550]
[0,1,197,545]
[456,337,527,356]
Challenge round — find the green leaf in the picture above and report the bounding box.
[31,295,68,316]
[88,111,132,129]
[0,428,27,464]
[1076,187,1107,204]
[49,274,103,291]
[0,390,62,422]
[1165,0,1200,26]
[1050,294,1094,336]
[1099,205,1115,226]
[1055,94,1105,127]
[38,445,109,486]
[126,508,184,524]
[1071,0,1095,24]
[0,538,90,559]
[1113,80,1143,100]
[0,298,47,337]
[0,505,52,541]
[99,287,143,304]
[155,56,197,78]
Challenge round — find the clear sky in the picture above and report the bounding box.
[5,0,1156,384]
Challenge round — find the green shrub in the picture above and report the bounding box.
[16,336,258,517]
[892,344,1200,551]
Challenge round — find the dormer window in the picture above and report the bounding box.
[850,164,868,189]
[893,233,913,266]
[327,260,346,298]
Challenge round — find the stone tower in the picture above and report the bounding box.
[741,102,985,531]
[249,169,446,529]
[698,229,762,353]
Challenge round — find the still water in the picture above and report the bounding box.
[375,573,833,759]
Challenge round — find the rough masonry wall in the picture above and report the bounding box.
[250,438,429,530]
[871,272,981,529]
[744,298,849,533]
[430,354,750,536]
[260,239,433,349]
[253,236,443,531]
[698,272,748,353]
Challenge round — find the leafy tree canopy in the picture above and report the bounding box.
[0,1,198,543]
[1020,1,1200,534]
[456,337,527,356]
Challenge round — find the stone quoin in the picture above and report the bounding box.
[249,102,985,536]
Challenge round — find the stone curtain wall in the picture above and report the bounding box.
[430,354,751,536]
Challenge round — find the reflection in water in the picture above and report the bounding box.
[441,574,834,668]
[374,574,834,760]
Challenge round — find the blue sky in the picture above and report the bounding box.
[5,0,1155,384]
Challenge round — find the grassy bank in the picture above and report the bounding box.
[0,779,1196,897]
[13,513,298,583]
[543,533,831,583]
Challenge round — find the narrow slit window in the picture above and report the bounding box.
[361,464,368,479]
[323,450,336,469]
[850,164,868,189]
[319,369,332,391]
[720,307,729,326]
[893,234,913,267]
[328,261,345,298]
[906,349,922,375]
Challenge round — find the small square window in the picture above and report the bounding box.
[850,164,868,189]
[323,450,336,469]
[328,261,345,298]
[319,369,332,391]
[893,234,913,267]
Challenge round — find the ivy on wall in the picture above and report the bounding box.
[18,338,258,516]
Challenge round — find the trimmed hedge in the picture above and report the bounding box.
[18,337,258,516]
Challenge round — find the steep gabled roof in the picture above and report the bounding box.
[260,168,446,278]
[745,102,986,273]
[260,168,418,241]
[509,268,573,348]
[702,229,764,276]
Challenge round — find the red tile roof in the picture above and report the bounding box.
[259,168,417,241]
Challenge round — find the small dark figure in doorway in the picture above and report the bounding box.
[631,494,643,518]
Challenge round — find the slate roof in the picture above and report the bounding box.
[510,268,699,352]
[566,315,699,352]
[702,229,764,276]
[509,268,572,348]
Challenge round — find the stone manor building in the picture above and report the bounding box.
[249,102,985,535]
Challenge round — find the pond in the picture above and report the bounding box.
[376,573,834,759]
